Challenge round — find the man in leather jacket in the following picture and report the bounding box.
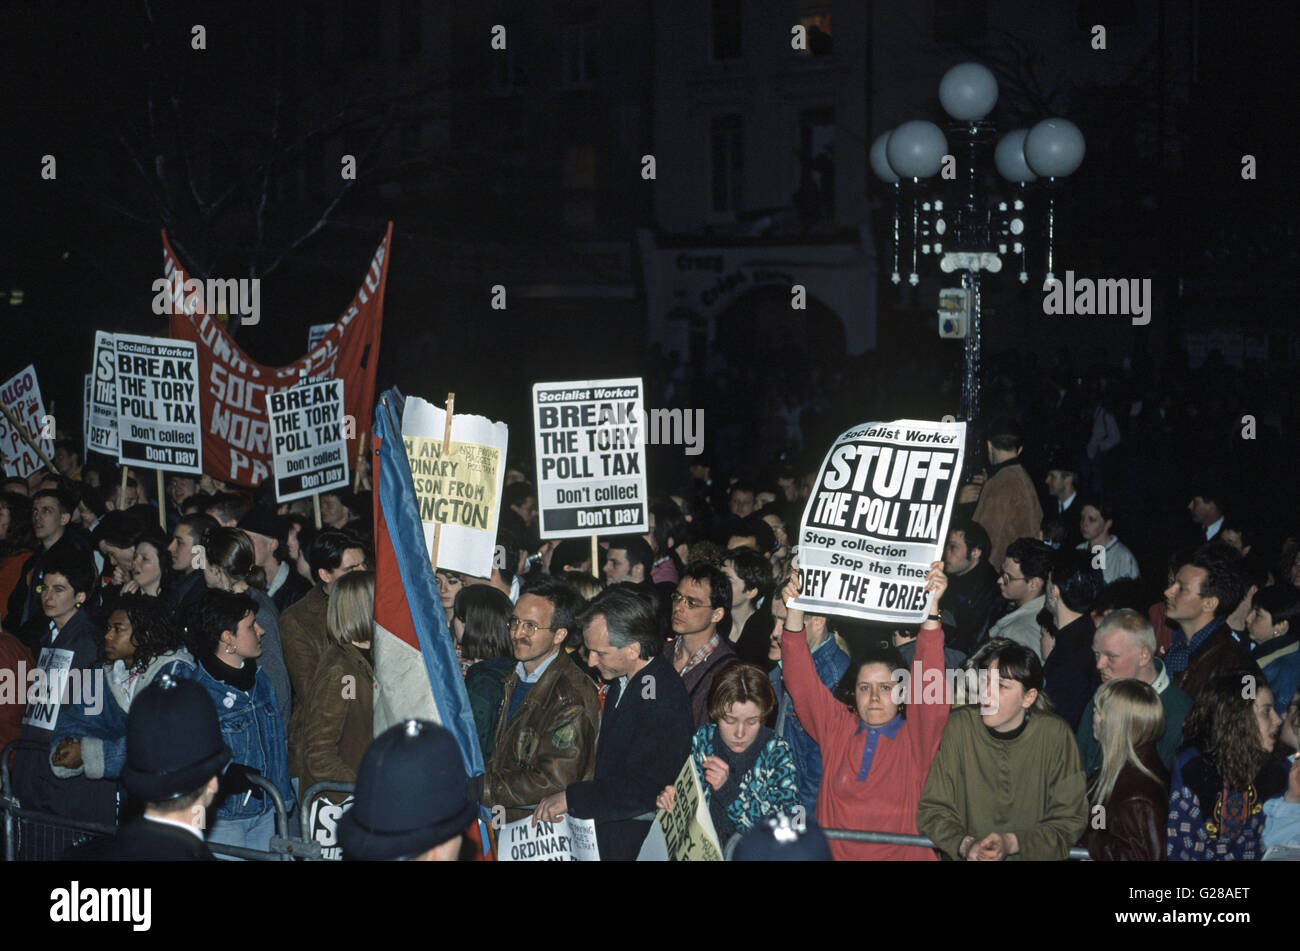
[483,575,601,822]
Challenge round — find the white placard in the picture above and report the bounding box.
[265,379,349,502]
[113,334,202,474]
[498,815,600,862]
[790,419,965,623]
[532,377,649,539]
[401,397,508,578]
[88,330,119,455]
[0,364,52,479]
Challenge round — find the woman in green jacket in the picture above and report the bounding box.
[917,642,1089,860]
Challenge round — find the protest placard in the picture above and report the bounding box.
[401,396,508,578]
[307,794,354,861]
[21,647,74,731]
[113,334,202,474]
[790,419,966,623]
[265,379,349,503]
[532,378,649,538]
[307,322,334,351]
[87,330,119,455]
[643,756,722,862]
[497,815,600,862]
[0,364,54,478]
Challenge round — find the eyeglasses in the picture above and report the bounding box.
[998,572,1026,583]
[669,592,708,610]
[508,617,553,636]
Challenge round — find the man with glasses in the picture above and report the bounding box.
[984,538,1053,659]
[669,561,738,727]
[482,575,601,823]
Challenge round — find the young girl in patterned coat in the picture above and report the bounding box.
[656,663,800,848]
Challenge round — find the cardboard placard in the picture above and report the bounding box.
[88,330,120,455]
[265,379,349,502]
[401,396,508,577]
[0,364,52,478]
[532,377,649,538]
[113,334,202,474]
[790,419,965,623]
[498,815,600,862]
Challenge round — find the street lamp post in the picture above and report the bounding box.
[871,62,1085,423]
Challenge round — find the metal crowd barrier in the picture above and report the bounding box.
[298,781,357,860]
[722,827,1090,860]
[1,740,304,862]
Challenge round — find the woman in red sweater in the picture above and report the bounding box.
[780,561,949,860]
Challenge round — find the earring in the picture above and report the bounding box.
[74,601,82,609]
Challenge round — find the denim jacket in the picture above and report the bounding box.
[770,635,850,815]
[50,649,197,782]
[192,659,295,821]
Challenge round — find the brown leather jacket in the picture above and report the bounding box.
[281,585,329,760]
[1174,622,1259,699]
[484,648,601,821]
[291,640,375,802]
[972,458,1043,569]
[1081,743,1169,861]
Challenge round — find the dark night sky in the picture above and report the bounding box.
[1,1,1297,470]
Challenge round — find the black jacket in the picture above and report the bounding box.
[565,654,693,861]
[269,565,313,613]
[11,609,118,825]
[72,816,215,861]
[939,561,1000,656]
[6,531,97,653]
[1042,613,1098,731]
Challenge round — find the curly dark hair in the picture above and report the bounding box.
[106,593,186,670]
[1181,668,1272,790]
[132,529,178,597]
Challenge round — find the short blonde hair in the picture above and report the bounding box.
[1096,608,1156,655]
[328,570,375,645]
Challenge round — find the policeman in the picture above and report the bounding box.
[732,814,833,861]
[73,674,232,860]
[337,720,476,861]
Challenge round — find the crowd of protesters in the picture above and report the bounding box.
[1,366,1299,861]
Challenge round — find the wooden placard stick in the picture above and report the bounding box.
[155,469,166,529]
[353,427,369,491]
[0,401,58,474]
[591,535,599,579]
[429,393,454,572]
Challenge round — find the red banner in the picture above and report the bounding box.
[163,223,391,486]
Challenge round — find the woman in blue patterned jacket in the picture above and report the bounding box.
[656,663,800,848]
[1168,667,1286,860]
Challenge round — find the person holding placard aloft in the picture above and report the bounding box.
[779,560,951,860]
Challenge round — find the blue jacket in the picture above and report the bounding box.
[1263,794,1300,850]
[192,656,295,821]
[770,633,849,815]
[1253,635,1300,717]
[50,649,197,782]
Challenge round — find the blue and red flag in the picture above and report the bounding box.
[371,388,485,785]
